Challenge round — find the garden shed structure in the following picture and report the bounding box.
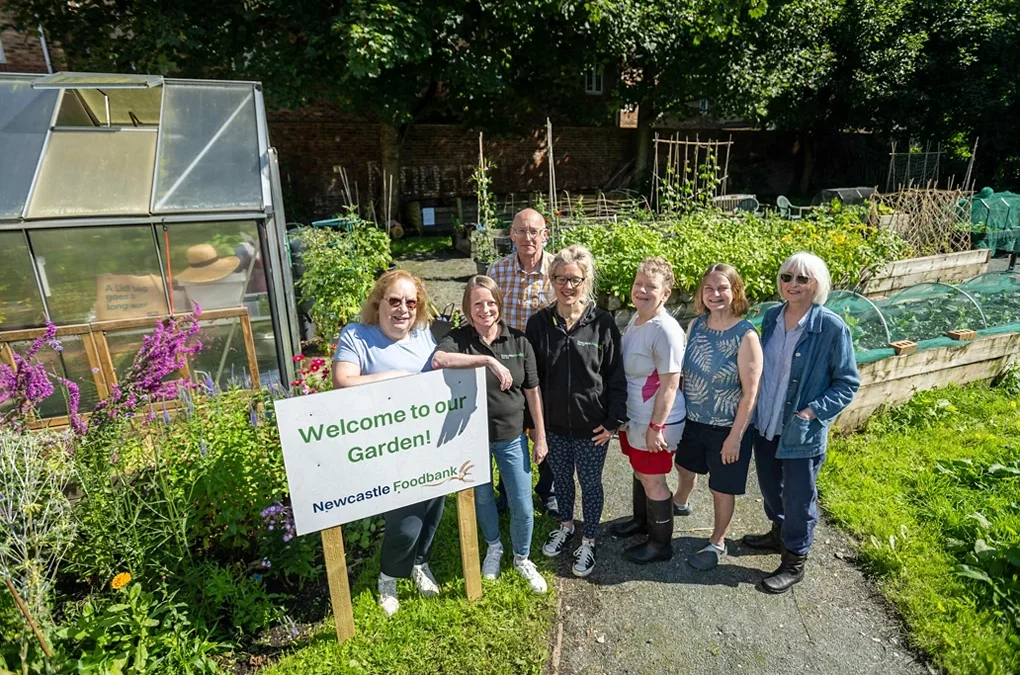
[0,72,300,422]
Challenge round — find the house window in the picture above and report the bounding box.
[0,38,6,64]
[584,66,604,95]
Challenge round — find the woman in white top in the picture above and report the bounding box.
[612,257,687,564]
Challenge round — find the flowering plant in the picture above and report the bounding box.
[0,323,85,434]
[290,353,332,395]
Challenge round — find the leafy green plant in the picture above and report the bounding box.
[57,582,222,674]
[294,211,392,343]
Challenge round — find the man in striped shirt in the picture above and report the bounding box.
[487,208,558,517]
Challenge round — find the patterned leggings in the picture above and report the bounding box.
[546,433,609,540]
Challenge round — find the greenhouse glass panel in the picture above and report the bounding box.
[0,231,46,330]
[956,272,1020,329]
[32,72,163,89]
[253,324,279,388]
[76,87,163,126]
[26,129,157,218]
[3,335,100,418]
[877,282,986,344]
[156,220,265,313]
[189,317,252,391]
[0,81,58,218]
[153,84,262,212]
[824,290,891,353]
[28,226,167,324]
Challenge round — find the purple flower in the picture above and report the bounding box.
[262,558,272,568]
[200,437,208,456]
[282,533,293,543]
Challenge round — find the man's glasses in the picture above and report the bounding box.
[553,275,585,288]
[385,297,418,309]
[779,273,811,285]
[513,227,545,239]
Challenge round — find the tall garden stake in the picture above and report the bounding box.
[4,577,53,659]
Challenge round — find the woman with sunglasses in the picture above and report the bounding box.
[743,252,859,593]
[526,244,627,577]
[431,275,550,594]
[331,269,444,617]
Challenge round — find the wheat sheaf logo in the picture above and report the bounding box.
[424,460,475,487]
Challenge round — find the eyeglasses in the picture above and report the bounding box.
[779,273,811,285]
[553,275,585,288]
[385,297,418,310]
[512,227,545,239]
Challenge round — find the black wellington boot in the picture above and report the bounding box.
[623,497,674,564]
[762,549,808,594]
[742,521,782,552]
[611,477,647,538]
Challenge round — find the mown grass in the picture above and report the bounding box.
[262,492,558,675]
[820,378,1020,675]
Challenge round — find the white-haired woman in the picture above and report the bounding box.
[527,244,627,577]
[743,252,860,593]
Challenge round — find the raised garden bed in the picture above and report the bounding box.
[861,249,990,296]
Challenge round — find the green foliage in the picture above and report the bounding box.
[57,582,222,675]
[821,382,1020,674]
[295,215,392,342]
[556,205,908,306]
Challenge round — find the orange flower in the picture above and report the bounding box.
[110,572,132,590]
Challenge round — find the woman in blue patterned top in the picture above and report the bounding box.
[673,264,763,571]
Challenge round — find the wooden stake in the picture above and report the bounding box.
[457,489,483,600]
[5,577,53,659]
[321,526,356,643]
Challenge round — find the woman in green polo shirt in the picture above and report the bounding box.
[431,275,550,594]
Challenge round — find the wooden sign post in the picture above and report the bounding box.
[457,489,483,601]
[321,525,356,643]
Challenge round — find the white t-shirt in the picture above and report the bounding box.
[622,310,687,448]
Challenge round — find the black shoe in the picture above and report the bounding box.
[624,497,674,564]
[743,522,782,551]
[762,550,807,594]
[542,497,560,521]
[672,501,692,517]
[611,477,647,537]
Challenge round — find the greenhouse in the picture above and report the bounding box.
[748,271,1020,363]
[0,72,300,422]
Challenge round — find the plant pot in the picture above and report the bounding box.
[475,261,490,276]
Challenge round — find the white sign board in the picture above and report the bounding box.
[422,207,436,226]
[275,368,489,535]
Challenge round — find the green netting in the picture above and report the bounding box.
[956,272,1020,328]
[968,187,1020,254]
[875,282,986,344]
[747,301,781,329]
[824,290,891,352]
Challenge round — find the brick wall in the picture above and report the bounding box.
[0,12,64,73]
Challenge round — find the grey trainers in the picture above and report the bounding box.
[513,557,548,594]
[377,574,399,616]
[411,563,440,597]
[687,542,726,571]
[481,542,503,580]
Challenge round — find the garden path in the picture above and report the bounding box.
[400,243,929,675]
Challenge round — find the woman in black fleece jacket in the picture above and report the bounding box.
[526,244,627,577]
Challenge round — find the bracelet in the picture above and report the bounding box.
[648,422,666,431]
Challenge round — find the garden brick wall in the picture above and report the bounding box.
[268,108,891,222]
[0,11,65,73]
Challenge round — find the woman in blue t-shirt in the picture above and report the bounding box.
[331,269,440,618]
[673,263,763,571]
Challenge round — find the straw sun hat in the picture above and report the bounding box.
[176,244,240,283]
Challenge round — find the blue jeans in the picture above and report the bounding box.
[475,433,534,558]
[753,431,825,556]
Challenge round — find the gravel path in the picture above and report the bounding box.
[402,248,931,675]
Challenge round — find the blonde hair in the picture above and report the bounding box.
[360,269,431,330]
[777,252,832,305]
[636,256,675,291]
[549,244,597,306]
[461,275,505,322]
[693,263,750,316]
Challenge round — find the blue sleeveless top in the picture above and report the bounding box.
[682,315,756,426]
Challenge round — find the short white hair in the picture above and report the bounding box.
[778,252,831,305]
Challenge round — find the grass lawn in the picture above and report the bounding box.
[262,493,558,675]
[820,377,1020,675]
[391,235,454,258]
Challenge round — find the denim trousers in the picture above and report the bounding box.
[475,433,534,558]
[752,431,825,556]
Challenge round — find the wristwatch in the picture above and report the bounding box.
[648,421,666,431]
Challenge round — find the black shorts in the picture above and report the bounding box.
[674,420,754,495]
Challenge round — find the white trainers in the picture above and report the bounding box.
[513,556,548,594]
[482,542,503,580]
[572,540,597,578]
[377,574,399,617]
[542,523,575,557]
[411,563,440,597]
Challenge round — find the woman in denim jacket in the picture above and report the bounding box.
[742,252,860,593]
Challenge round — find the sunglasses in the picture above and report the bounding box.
[553,275,585,288]
[779,273,811,285]
[385,297,418,310]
